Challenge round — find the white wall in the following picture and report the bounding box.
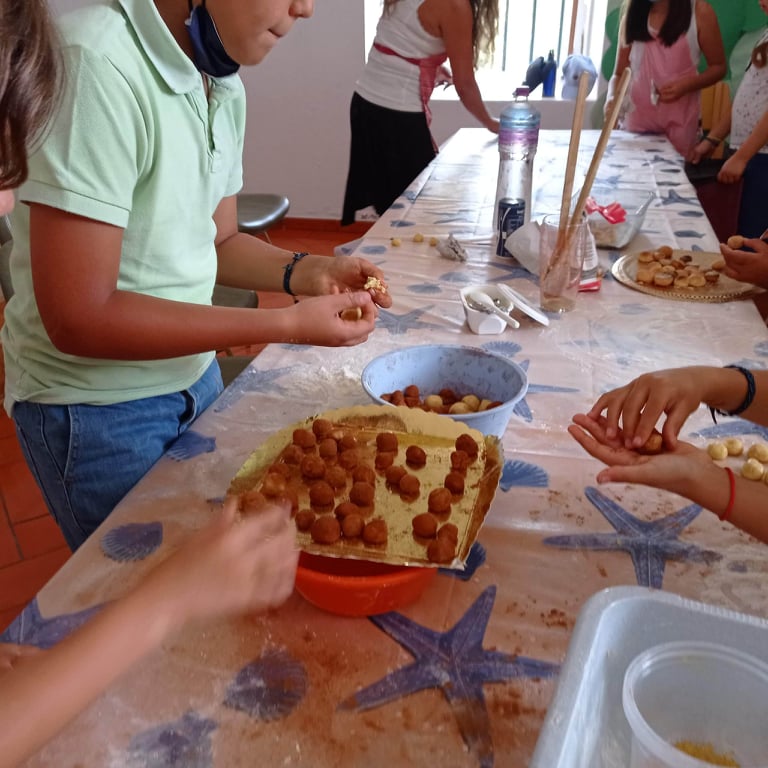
[52,0,587,220]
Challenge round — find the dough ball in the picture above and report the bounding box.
[292,428,316,450]
[724,437,744,457]
[239,489,267,514]
[310,515,341,544]
[747,443,768,463]
[385,465,407,487]
[362,518,388,545]
[349,481,375,507]
[741,457,764,481]
[351,464,376,486]
[405,445,427,468]
[376,431,398,452]
[294,509,315,531]
[324,465,348,490]
[707,442,729,461]
[427,537,456,564]
[637,430,663,456]
[727,234,744,249]
[427,487,452,515]
[398,473,420,498]
[311,418,334,439]
[300,454,326,480]
[339,306,363,321]
[341,513,365,538]
[444,471,465,495]
[455,433,479,458]
[412,512,438,538]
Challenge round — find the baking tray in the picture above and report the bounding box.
[530,586,768,768]
[612,250,755,302]
[229,405,502,569]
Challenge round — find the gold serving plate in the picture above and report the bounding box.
[612,250,757,303]
[229,405,503,569]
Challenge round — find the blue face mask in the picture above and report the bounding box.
[185,1,240,78]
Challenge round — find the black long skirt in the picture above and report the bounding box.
[341,92,436,226]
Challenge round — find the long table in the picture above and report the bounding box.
[7,129,768,767]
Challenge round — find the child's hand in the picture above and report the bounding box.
[686,139,714,164]
[138,497,298,628]
[586,369,709,451]
[569,412,710,492]
[720,238,768,288]
[314,255,393,309]
[0,644,41,675]
[281,291,378,346]
[718,154,747,184]
[656,79,687,103]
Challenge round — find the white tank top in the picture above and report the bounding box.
[731,29,768,154]
[355,0,445,112]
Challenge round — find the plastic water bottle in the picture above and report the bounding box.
[495,86,540,256]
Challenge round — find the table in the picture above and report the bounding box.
[7,129,768,767]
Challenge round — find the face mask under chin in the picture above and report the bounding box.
[185,1,240,78]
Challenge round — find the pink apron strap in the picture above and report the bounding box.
[372,42,447,128]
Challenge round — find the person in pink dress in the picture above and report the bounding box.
[605,0,726,157]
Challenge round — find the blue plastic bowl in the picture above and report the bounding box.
[361,344,528,439]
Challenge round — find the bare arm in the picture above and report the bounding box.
[0,499,297,768]
[30,200,388,359]
[423,0,498,132]
[605,41,631,116]
[719,108,768,183]
[569,414,768,543]
[585,366,768,451]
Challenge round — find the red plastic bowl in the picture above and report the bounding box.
[294,552,437,617]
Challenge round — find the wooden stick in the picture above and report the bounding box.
[568,67,632,231]
[556,71,591,245]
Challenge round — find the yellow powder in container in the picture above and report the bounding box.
[674,741,740,766]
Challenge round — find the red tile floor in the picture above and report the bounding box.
[0,219,370,632]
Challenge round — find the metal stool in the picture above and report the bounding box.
[237,193,290,243]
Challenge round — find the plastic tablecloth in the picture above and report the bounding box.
[7,129,768,768]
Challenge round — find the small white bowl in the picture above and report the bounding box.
[460,284,508,335]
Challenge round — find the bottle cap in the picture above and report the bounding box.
[513,85,530,99]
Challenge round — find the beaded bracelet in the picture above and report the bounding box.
[709,365,756,424]
[719,466,736,522]
[282,251,308,300]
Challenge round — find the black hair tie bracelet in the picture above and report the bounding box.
[710,365,756,424]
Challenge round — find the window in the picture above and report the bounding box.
[363,0,609,100]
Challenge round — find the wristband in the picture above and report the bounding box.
[703,135,722,146]
[282,251,308,300]
[709,365,756,423]
[719,466,736,522]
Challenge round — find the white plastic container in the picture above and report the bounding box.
[459,284,507,335]
[623,641,768,768]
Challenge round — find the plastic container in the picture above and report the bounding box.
[584,184,655,249]
[622,640,768,768]
[495,86,540,255]
[460,284,508,335]
[360,344,528,439]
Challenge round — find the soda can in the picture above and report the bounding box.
[496,197,525,256]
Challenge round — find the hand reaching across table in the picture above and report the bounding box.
[571,365,768,543]
[0,497,298,768]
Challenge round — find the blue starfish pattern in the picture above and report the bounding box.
[0,597,103,649]
[499,460,549,490]
[101,522,163,562]
[692,420,768,442]
[439,542,486,580]
[543,487,721,588]
[755,341,768,357]
[339,586,559,768]
[509,359,579,422]
[166,430,216,461]
[659,189,700,208]
[375,307,447,335]
[124,711,217,768]
[212,365,299,412]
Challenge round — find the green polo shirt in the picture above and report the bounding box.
[2,0,245,411]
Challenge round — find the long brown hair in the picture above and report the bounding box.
[623,0,693,47]
[384,0,499,67]
[0,0,61,189]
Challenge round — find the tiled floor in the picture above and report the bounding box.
[0,219,370,632]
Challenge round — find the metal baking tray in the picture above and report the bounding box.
[531,586,768,768]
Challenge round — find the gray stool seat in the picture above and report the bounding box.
[237,193,290,235]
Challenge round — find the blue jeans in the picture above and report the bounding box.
[12,361,223,551]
